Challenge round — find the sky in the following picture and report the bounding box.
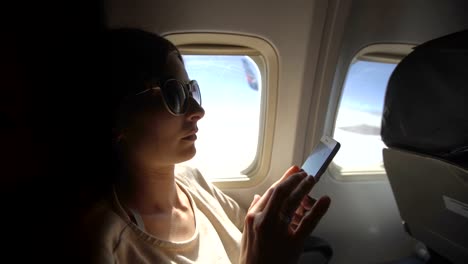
[339,60,397,115]
[333,60,397,172]
[181,55,261,178]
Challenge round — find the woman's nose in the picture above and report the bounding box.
[186,97,205,121]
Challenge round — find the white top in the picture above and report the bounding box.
[81,166,245,263]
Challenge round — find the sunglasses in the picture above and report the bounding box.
[135,79,202,116]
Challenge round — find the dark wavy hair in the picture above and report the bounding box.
[102,28,182,199]
[108,28,182,131]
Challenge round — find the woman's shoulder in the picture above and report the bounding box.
[78,198,131,259]
[81,199,124,227]
[175,165,217,196]
[175,165,205,186]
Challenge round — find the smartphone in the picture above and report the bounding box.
[301,136,340,181]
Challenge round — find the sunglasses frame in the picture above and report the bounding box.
[135,79,202,116]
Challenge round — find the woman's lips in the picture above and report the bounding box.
[182,127,198,141]
[182,134,197,141]
[182,133,197,141]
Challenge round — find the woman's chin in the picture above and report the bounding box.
[175,146,197,163]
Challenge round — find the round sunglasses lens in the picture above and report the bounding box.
[191,81,202,106]
[163,80,187,114]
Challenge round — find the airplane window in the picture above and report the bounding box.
[180,55,262,180]
[333,60,397,174]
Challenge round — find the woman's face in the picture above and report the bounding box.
[123,52,205,167]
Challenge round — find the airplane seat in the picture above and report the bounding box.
[381,30,468,264]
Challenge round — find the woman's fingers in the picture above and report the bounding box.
[248,194,262,211]
[249,166,301,214]
[247,166,322,233]
[291,196,315,225]
[263,171,307,218]
[291,212,302,226]
[249,188,273,213]
[281,175,316,219]
[272,165,301,188]
[295,205,305,218]
[301,196,316,210]
[294,196,331,241]
[240,166,332,264]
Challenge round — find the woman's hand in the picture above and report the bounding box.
[239,166,331,264]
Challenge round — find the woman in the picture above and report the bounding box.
[83,28,331,264]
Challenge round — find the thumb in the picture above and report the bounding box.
[284,165,301,178]
[273,165,301,188]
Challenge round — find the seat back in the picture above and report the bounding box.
[381,30,468,169]
[383,148,468,263]
[381,30,468,263]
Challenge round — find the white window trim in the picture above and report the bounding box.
[164,33,279,188]
[325,43,416,181]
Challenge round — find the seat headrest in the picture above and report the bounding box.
[381,30,468,169]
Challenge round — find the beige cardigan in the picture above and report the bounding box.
[82,166,246,263]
